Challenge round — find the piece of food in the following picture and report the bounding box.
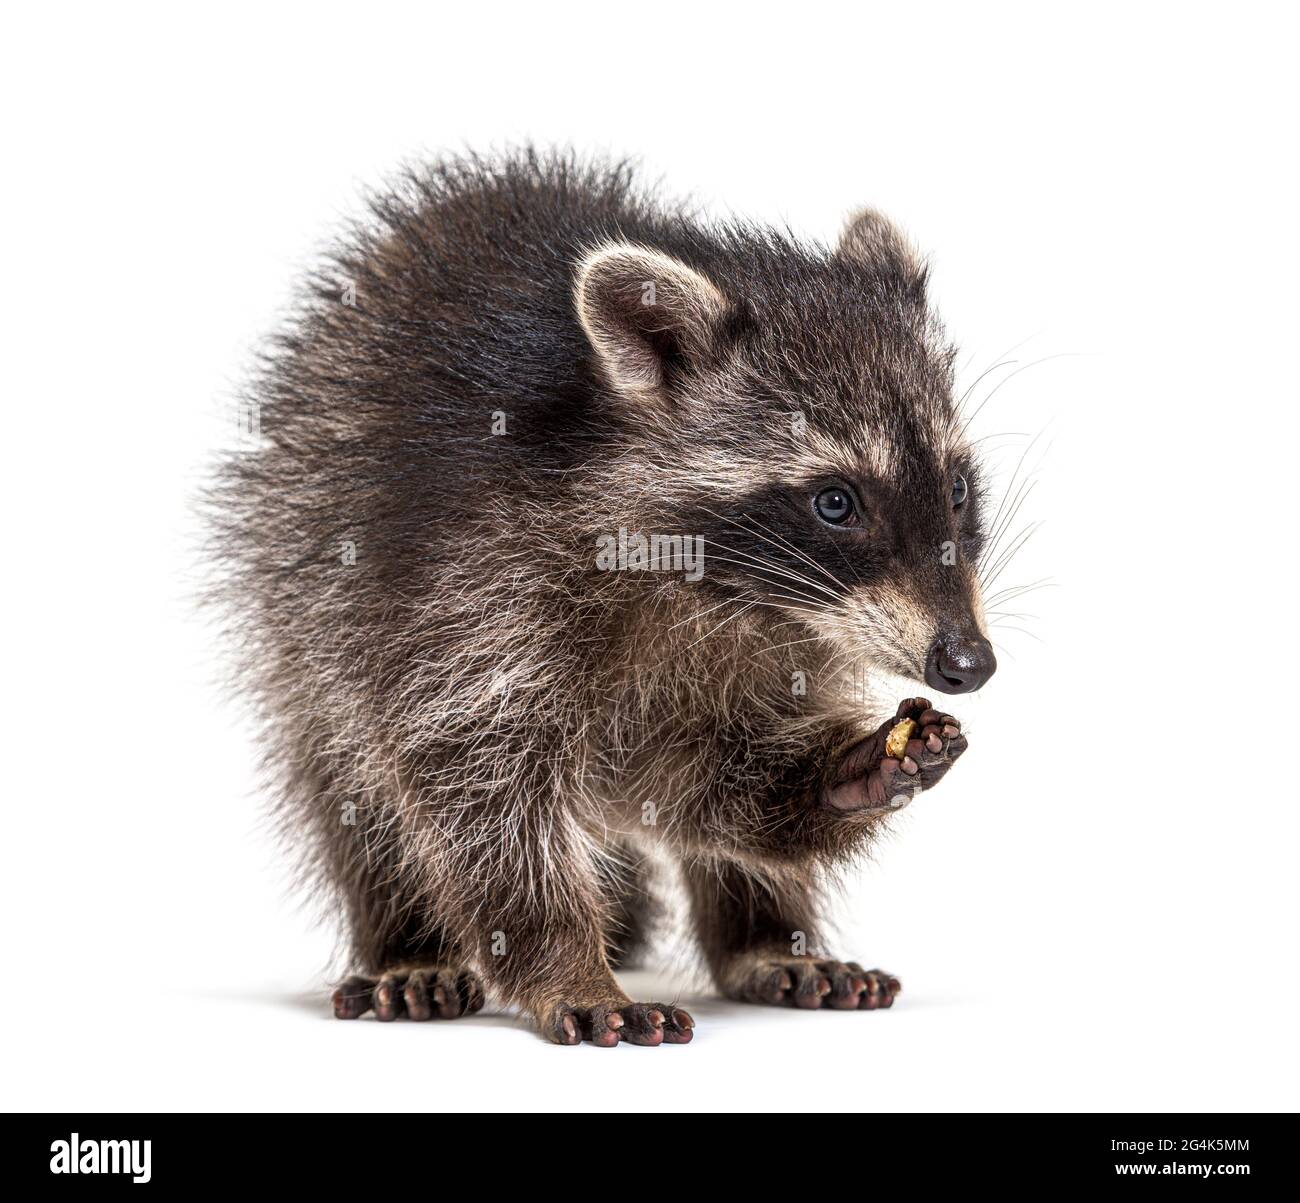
[884,718,917,760]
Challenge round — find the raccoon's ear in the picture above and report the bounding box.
[837,208,927,291]
[575,243,728,400]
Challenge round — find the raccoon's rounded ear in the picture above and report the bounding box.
[837,208,928,293]
[575,243,728,400]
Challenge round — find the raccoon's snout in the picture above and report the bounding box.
[924,633,997,694]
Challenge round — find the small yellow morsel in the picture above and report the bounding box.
[884,719,917,760]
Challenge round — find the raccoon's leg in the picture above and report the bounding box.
[594,843,658,971]
[423,801,692,1047]
[685,859,901,1011]
[329,839,484,1022]
[471,875,692,1047]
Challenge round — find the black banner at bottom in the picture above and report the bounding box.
[5,1111,1293,1188]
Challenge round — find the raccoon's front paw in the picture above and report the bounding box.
[722,953,901,1010]
[824,696,966,813]
[544,999,695,1047]
[332,965,485,1021]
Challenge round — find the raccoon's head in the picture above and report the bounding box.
[575,210,995,695]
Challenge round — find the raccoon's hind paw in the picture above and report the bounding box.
[545,1000,695,1047]
[723,954,901,1011]
[825,697,966,812]
[332,965,485,1021]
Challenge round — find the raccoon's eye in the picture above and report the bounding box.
[813,487,858,527]
[951,474,968,508]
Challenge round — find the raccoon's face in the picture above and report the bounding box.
[576,212,995,694]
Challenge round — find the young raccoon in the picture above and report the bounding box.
[208,149,997,1046]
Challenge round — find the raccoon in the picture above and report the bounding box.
[207,149,997,1046]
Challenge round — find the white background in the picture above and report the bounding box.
[3,2,1296,1113]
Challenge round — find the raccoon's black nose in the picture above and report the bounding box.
[925,635,997,694]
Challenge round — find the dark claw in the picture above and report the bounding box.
[459,970,486,1015]
[332,975,374,1020]
[663,1008,695,1044]
[619,1003,667,1045]
[373,975,402,1021]
[403,970,432,1021]
[575,1006,622,1047]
